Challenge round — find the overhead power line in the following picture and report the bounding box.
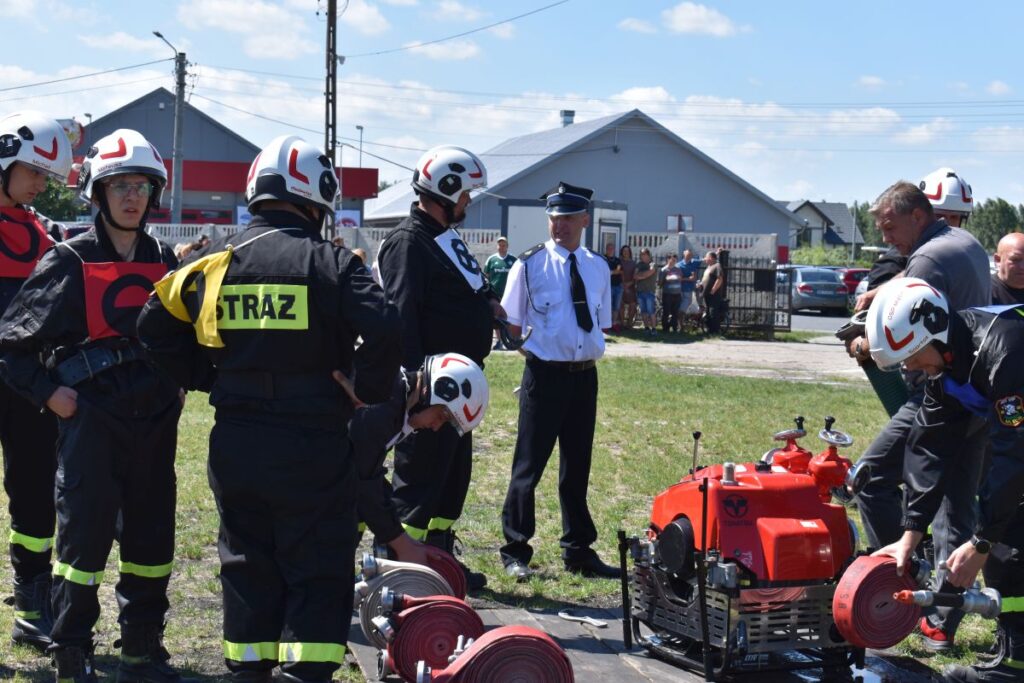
[0,76,169,104]
[0,58,174,94]
[345,0,570,58]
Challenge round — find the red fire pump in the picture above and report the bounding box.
[619,416,877,680]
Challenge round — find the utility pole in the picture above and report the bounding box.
[154,31,186,224]
[325,0,337,166]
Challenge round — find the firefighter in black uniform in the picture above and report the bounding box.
[374,145,500,590]
[0,129,186,682]
[0,112,72,651]
[346,353,489,562]
[865,279,1024,682]
[137,135,401,683]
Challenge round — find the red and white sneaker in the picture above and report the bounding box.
[920,616,954,652]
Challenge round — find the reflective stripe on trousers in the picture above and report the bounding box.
[224,641,346,664]
[9,529,53,553]
[52,561,103,587]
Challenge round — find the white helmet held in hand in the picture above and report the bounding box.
[411,145,487,207]
[245,135,339,212]
[0,111,73,182]
[421,352,489,436]
[866,277,950,371]
[919,167,973,217]
[78,129,167,208]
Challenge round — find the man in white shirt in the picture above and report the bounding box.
[498,181,618,582]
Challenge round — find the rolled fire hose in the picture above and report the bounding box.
[833,555,921,649]
[424,547,467,600]
[374,595,484,682]
[416,625,574,683]
[355,554,454,649]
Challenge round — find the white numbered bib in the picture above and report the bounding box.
[435,228,484,292]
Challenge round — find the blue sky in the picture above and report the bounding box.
[4,0,1024,206]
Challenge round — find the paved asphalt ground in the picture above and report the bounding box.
[790,310,850,333]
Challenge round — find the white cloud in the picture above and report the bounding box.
[972,125,1024,152]
[857,75,886,88]
[824,107,901,135]
[661,2,749,37]
[785,179,814,197]
[339,0,392,35]
[177,0,318,59]
[948,81,971,93]
[987,80,1011,95]
[77,32,179,58]
[894,117,954,145]
[618,17,658,34]
[437,0,484,22]
[379,0,418,4]
[489,23,515,39]
[405,39,480,60]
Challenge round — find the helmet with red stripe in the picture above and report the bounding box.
[420,352,489,436]
[866,277,950,371]
[78,129,167,209]
[0,112,73,197]
[245,135,339,212]
[919,167,973,217]
[411,145,487,208]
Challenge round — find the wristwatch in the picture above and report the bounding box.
[970,535,992,554]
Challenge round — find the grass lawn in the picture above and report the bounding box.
[0,351,995,680]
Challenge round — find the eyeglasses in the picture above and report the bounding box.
[105,181,152,198]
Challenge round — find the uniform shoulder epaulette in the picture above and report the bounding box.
[518,242,546,261]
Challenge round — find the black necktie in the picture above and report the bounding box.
[568,253,593,332]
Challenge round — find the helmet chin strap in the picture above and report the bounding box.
[95,187,151,232]
[0,167,12,200]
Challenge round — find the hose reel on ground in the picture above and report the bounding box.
[355,555,455,649]
[374,592,484,682]
[415,625,574,683]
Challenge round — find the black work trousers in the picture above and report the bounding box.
[501,357,598,566]
[51,396,180,648]
[984,503,1024,663]
[661,292,681,332]
[0,382,57,582]
[209,413,356,681]
[391,425,472,539]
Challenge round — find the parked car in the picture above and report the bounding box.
[837,267,868,293]
[789,267,849,313]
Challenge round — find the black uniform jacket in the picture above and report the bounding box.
[0,223,178,417]
[376,205,496,369]
[350,371,414,543]
[903,304,1024,543]
[137,210,401,422]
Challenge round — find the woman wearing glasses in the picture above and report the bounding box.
[0,129,190,682]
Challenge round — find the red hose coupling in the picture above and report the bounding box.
[378,595,483,682]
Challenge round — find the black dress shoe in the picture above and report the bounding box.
[564,554,621,579]
[504,560,534,583]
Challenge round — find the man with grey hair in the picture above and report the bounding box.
[846,179,990,651]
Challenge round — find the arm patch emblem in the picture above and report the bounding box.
[995,395,1024,428]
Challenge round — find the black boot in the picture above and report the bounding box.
[10,574,54,651]
[425,530,487,591]
[116,624,198,683]
[52,645,99,683]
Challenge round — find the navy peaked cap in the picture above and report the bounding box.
[542,181,593,215]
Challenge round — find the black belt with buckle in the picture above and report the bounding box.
[52,343,144,387]
[526,353,595,372]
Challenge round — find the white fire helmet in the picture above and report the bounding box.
[919,167,973,217]
[245,135,339,212]
[421,352,489,436]
[867,277,950,371]
[78,129,167,209]
[0,111,73,182]
[411,145,487,207]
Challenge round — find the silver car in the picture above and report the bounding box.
[790,267,849,313]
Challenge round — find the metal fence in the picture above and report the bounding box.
[721,256,791,336]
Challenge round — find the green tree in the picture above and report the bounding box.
[966,198,1021,251]
[31,179,80,222]
[852,200,881,246]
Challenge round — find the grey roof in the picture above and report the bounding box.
[784,199,863,245]
[366,109,801,228]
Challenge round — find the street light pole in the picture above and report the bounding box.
[154,31,185,225]
[356,125,363,167]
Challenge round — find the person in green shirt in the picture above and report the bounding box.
[484,236,517,349]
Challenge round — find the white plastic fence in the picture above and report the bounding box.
[628,231,777,262]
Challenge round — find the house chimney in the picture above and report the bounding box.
[560,109,575,127]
